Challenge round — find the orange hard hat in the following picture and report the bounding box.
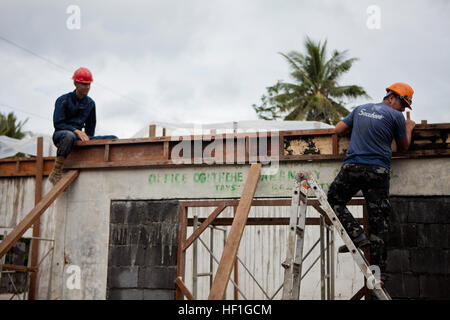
[386,82,414,109]
[72,67,93,83]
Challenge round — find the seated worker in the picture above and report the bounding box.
[48,67,118,184]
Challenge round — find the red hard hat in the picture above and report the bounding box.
[72,67,93,83]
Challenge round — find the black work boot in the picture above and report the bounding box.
[338,233,370,253]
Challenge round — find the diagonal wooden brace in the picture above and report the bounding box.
[0,170,79,259]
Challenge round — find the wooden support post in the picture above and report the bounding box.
[209,227,214,289]
[104,144,110,162]
[332,133,338,155]
[233,206,238,300]
[29,137,43,300]
[176,277,195,300]
[183,205,226,250]
[192,215,198,298]
[176,206,188,300]
[350,286,366,300]
[0,170,79,259]
[163,141,169,160]
[208,163,261,300]
[149,124,156,138]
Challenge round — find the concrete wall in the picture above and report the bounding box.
[385,197,450,299]
[106,200,179,300]
[0,157,449,299]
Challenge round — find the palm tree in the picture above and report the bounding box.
[0,111,28,138]
[253,37,369,125]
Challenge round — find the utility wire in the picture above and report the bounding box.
[0,34,145,107]
[0,101,52,121]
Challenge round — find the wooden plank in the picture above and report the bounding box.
[1,264,38,273]
[0,157,55,177]
[188,217,364,226]
[233,206,238,300]
[183,205,226,251]
[350,286,367,300]
[29,137,43,300]
[281,129,336,136]
[104,144,110,162]
[0,123,448,177]
[176,206,188,300]
[0,170,79,259]
[208,163,261,300]
[149,124,156,138]
[332,133,338,155]
[176,277,195,300]
[181,199,366,208]
[163,141,169,160]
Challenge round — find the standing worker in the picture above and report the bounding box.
[48,67,118,184]
[327,82,416,289]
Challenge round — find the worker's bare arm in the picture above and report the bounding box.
[395,119,416,152]
[334,121,351,135]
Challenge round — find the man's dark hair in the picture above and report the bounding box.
[384,90,409,108]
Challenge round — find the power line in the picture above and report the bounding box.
[0,101,52,122]
[0,35,69,73]
[0,34,146,107]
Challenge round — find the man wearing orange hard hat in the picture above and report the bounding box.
[327,82,416,296]
[48,67,118,184]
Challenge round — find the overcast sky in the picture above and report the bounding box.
[0,0,449,139]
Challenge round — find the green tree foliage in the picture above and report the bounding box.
[253,37,369,125]
[0,111,28,139]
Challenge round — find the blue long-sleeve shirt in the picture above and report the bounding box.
[53,90,96,136]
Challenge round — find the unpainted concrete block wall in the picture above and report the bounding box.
[106,200,179,300]
[385,197,450,299]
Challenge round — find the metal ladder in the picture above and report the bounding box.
[282,172,391,300]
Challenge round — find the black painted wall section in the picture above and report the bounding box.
[385,197,450,300]
[107,200,179,300]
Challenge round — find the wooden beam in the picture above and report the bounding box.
[332,133,338,155]
[181,199,366,208]
[176,277,195,300]
[183,205,226,251]
[208,163,261,300]
[2,264,38,273]
[29,137,43,300]
[104,144,110,162]
[350,286,367,300]
[0,125,448,177]
[0,170,79,259]
[176,206,188,300]
[0,157,55,177]
[149,125,156,138]
[233,206,238,301]
[187,217,365,226]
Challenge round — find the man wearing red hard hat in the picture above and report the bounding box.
[327,82,416,296]
[48,67,118,184]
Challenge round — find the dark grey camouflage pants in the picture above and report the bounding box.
[327,163,391,272]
